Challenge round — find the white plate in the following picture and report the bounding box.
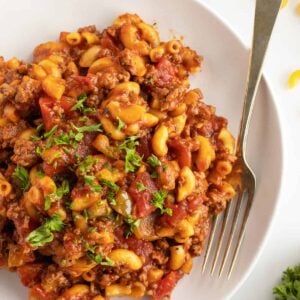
[0,0,283,299]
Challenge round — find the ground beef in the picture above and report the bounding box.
[14,77,41,111]
[190,215,210,257]
[86,94,103,108]
[119,48,141,76]
[96,68,130,89]
[0,120,27,148]
[0,83,16,101]
[206,187,228,214]
[78,25,97,33]
[11,139,39,167]
[41,265,69,293]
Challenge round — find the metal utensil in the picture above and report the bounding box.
[202,0,282,278]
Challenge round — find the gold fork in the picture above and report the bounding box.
[202,0,281,278]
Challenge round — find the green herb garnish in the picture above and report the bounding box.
[44,180,69,210]
[152,190,172,216]
[12,166,30,191]
[116,117,125,131]
[273,264,300,300]
[44,125,58,139]
[137,182,147,191]
[71,94,87,112]
[124,148,142,173]
[35,146,43,155]
[101,179,119,206]
[78,155,98,174]
[84,175,96,186]
[124,215,141,238]
[71,123,102,134]
[147,154,161,168]
[71,94,96,114]
[117,136,142,173]
[87,252,115,266]
[26,214,64,247]
[150,170,158,179]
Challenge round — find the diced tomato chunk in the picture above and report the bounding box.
[29,284,57,300]
[65,74,98,98]
[153,271,182,300]
[125,236,153,259]
[42,143,91,176]
[136,134,153,159]
[187,194,205,213]
[42,162,67,177]
[160,202,188,227]
[18,263,44,287]
[154,58,177,88]
[128,172,158,218]
[12,216,38,242]
[59,96,76,114]
[39,97,58,131]
[168,138,191,168]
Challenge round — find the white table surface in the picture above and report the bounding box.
[196,0,300,299]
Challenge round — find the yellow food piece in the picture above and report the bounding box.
[296,2,300,15]
[288,70,300,89]
[281,0,288,9]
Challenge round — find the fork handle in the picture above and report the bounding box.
[237,0,281,156]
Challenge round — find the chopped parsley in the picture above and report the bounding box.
[84,175,96,186]
[71,94,96,114]
[83,175,102,192]
[147,154,161,168]
[83,209,89,221]
[273,264,300,300]
[137,182,147,191]
[84,242,96,253]
[117,136,139,151]
[87,252,115,266]
[101,179,119,193]
[53,133,69,145]
[150,170,158,179]
[90,185,102,193]
[117,136,142,173]
[44,125,58,139]
[35,146,43,155]
[44,197,52,211]
[30,124,44,141]
[50,123,101,150]
[12,166,30,191]
[162,163,168,170]
[84,241,115,266]
[36,171,45,178]
[26,214,64,247]
[56,180,70,197]
[124,215,141,238]
[71,94,87,112]
[71,123,102,134]
[44,180,69,210]
[152,190,173,216]
[101,179,119,206]
[36,124,44,133]
[124,148,142,173]
[116,117,125,131]
[30,135,41,141]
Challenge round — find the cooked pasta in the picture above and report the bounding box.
[0,13,237,300]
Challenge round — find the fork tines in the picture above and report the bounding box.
[201,188,253,278]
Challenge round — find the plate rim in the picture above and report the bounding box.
[192,0,285,298]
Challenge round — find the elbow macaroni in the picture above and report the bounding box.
[0,13,237,300]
